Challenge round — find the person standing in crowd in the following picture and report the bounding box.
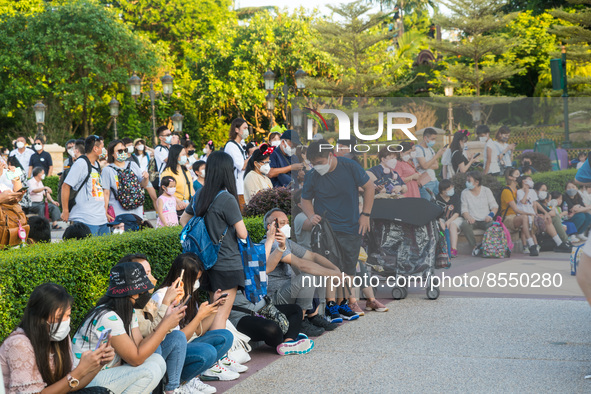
[200,140,215,162]
[183,139,198,166]
[63,139,77,170]
[459,171,499,255]
[243,144,274,204]
[133,138,151,174]
[225,118,249,209]
[393,141,421,198]
[192,160,206,192]
[449,130,479,176]
[435,180,463,258]
[9,136,35,172]
[102,140,150,228]
[154,126,174,182]
[28,167,62,230]
[301,139,375,322]
[61,135,109,236]
[161,145,194,206]
[28,136,53,178]
[367,149,407,196]
[73,261,185,393]
[120,137,140,167]
[0,283,114,393]
[563,181,591,242]
[156,176,182,228]
[500,168,538,256]
[245,142,258,160]
[485,126,514,176]
[267,130,304,189]
[414,128,446,201]
[180,151,248,332]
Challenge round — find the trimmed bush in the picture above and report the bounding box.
[0,215,266,342]
[516,152,552,172]
[244,187,292,217]
[530,168,577,192]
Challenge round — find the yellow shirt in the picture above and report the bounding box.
[161,167,195,202]
[500,186,517,216]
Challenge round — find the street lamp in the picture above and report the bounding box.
[129,72,175,145]
[292,106,303,130]
[471,101,481,124]
[444,79,454,135]
[108,97,120,139]
[171,111,184,133]
[262,67,306,128]
[33,100,47,138]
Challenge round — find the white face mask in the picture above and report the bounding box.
[280,224,291,239]
[241,129,249,140]
[402,154,411,162]
[410,151,417,159]
[538,191,548,200]
[164,136,172,144]
[200,169,205,178]
[167,187,176,195]
[386,158,397,169]
[282,141,293,156]
[271,140,281,147]
[16,141,25,149]
[113,228,124,235]
[136,144,144,151]
[127,146,134,153]
[34,144,42,151]
[49,319,71,342]
[41,174,45,180]
[479,136,488,143]
[525,180,534,188]
[203,148,208,154]
[193,279,200,292]
[179,155,188,165]
[314,156,332,176]
[67,148,76,157]
[259,163,271,175]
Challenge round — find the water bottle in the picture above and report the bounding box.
[562,202,568,213]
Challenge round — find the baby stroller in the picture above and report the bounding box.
[365,198,447,300]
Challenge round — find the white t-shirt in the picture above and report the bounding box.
[136,153,150,174]
[9,148,34,172]
[101,162,145,217]
[485,139,501,174]
[153,145,169,175]
[72,309,139,369]
[64,157,106,226]
[27,178,45,203]
[414,144,436,182]
[224,141,246,195]
[516,189,537,216]
[460,186,498,222]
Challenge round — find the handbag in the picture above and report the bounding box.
[238,237,268,303]
[257,295,289,335]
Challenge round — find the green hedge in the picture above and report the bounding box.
[0,216,267,342]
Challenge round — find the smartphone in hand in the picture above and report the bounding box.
[95,328,112,351]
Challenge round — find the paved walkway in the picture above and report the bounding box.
[214,251,591,393]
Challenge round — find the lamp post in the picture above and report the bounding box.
[292,106,303,134]
[444,80,454,135]
[263,68,306,128]
[561,46,570,148]
[33,100,47,138]
[128,72,175,145]
[471,101,481,125]
[108,97,120,139]
[171,111,184,133]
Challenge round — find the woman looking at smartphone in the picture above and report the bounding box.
[0,283,114,393]
[153,253,240,387]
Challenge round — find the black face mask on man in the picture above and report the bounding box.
[134,292,152,310]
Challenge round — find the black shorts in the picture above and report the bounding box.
[203,269,245,292]
[334,231,362,276]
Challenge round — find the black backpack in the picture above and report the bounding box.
[310,218,345,270]
[62,156,93,210]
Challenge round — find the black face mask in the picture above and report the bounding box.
[133,292,152,310]
[188,150,195,156]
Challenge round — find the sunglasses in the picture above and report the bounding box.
[116,149,126,155]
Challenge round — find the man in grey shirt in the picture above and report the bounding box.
[263,208,342,335]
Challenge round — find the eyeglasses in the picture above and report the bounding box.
[116,149,126,155]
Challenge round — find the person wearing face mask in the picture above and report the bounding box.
[518,156,537,175]
[102,140,150,229]
[499,168,538,256]
[162,145,195,206]
[0,283,114,393]
[243,144,274,204]
[154,126,173,183]
[28,136,53,178]
[414,128,447,201]
[367,150,407,196]
[153,253,239,387]
[9,135,35,173]
[28,167,62,229]
[531,182,572,252]
[63,139,77,170]
[435,180,463,257]
[485,126,515,176]
[184,139,198,168]
[449,130,479,177]
[200,140,215,162]
[156,176,183,228]
[459,171,499,255]
[133,138,151,173]
[73,261,185,393]
[224,118,250,209]
[563,181,591,242]
[267,130,305,188]
[192,160,206,192]
[61,135,109,236]
[268,131,282,147]
[515,175,542,254]
[391,141,421,198]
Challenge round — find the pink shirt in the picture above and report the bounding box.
[157,194,178,227]
[394,161,420,198]
[28,178,45,203]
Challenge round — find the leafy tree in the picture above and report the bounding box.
[0,0,162,141]
[502,0,568,14]
[432,0,522,96]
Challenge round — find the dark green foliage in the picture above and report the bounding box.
[516,152,552,172]
[243,187,292,218]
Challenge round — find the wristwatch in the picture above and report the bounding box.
[67,374,80,389]
[361,212,371,217]
[278,245,287,252]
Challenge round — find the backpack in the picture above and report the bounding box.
[109,163,145,210]
[179,191,228,270]
[480,221,511,258]
[149,145,167,188]
[571,244,585,276]
[0,202,29,247]
[65,156,93,211]
[310,218,345,270]
[495,185,514,221]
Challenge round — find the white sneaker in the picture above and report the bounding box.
[220,355,248,373]
[569,235,581,243]
[173,384,196,394]
[186,378,217,394]
[228,347,251,364]
[578,233,588,241]
[202,362,240,381]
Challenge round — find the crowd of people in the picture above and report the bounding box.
[0,120,589,393]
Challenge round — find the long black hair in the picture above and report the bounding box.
[157,253,205,328]
[164,144,184,175]
[194,151,238,217]
[244,143,272,178]
[19,283,73,385]
[450,131,468,154]
[107,139,124,164]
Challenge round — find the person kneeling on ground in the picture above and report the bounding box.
[264,208,342,336]
[72,261,185,393]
